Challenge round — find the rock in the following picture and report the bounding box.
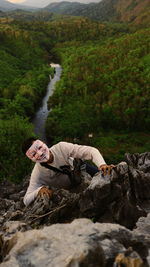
[1,218,150,267]
[0,198,24,227]
[0,234,17,263]
[128,166,150,200]
[0,198,16,218]
[114,248,144,267]
[0,176,30,201]
[0,152,150,266]
[0,180,21,200]
[134,213,150,237]
[1,153,150,230]
[125,152,150,173]
[1,221,31,238]
[79,172,112,217]
[79,162,147,229]
[22,189,80,226]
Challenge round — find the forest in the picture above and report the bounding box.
[0,11,150,181]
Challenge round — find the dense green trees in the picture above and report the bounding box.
[0,116,34,181]
[0,14,149,181]
[46,28,150,161]
[0,22,54,181]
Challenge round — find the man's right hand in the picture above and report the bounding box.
[37,187,53,199]
[99,164,116,176]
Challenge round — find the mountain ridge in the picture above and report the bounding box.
[1,0,150,26]
[44,1,88,15]
[44,0,150,25]
[0,0,18,10]
[0,0,38,10]
[22,0,101,8]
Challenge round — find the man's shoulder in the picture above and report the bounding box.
[32,162,44,172]
[31,162,50,177]
[51,141,72,150]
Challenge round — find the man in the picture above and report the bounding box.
[22,138,115,206]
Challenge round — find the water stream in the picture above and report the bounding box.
[32,63,62,142]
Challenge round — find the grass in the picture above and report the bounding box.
[88,131,150,164]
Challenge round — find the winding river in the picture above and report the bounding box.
[32,63,62,142]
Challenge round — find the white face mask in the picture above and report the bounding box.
[26,140,50,163]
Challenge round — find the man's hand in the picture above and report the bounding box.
[37,187,53,199]
[99,164,115,176]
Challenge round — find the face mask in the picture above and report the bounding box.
[26,140,50,163]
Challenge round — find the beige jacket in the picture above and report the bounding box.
[23,142,106,206]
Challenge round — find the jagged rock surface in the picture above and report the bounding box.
[1,218,149,267]
[0,152,150,266]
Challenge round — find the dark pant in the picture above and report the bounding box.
[85,163,99,177]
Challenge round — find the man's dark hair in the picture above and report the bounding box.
[22,137,37,154]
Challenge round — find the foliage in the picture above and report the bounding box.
[0,116,34,182]
[0,21,54,181]
[46,28,150,158]
[0,12,149,181]
[89,131,150,164]
[42,0,150,28]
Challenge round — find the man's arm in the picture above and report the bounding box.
[57,142,115,175]
[23,163,50,206]
[57,142,106,167]
[23,182,43,206]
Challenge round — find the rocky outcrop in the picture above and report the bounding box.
[1,218,150,267]
[0,152,150,266]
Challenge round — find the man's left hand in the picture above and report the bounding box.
[99,164,115,176]
[37,187,53,199]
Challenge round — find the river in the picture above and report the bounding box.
[32,63,62,142]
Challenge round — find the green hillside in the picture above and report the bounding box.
[0,21,54,181]
[0,7,149,181]
[45,0,150,27]
[44,1,85,15]
[46,28,150,162]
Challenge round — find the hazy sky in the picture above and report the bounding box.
[9,0,24,3]
[8,0,101,7]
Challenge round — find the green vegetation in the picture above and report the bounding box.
[43,0,150,27]
[0,9,149,181]
[88,132,150,164]
[0,116,33,182]
[46,28,150,163]
[0,22,54,181]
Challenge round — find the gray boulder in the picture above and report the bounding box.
[1,218,147,267]
[0,152,150,266]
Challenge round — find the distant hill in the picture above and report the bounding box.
[0,0,38,11]
[44,0,150,26]
[0,0,18,10]
[44,0,115,21]
[115,0,150,25]
[44,1,88,15]
[22,0,101,8]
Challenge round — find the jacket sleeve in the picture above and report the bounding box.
[58,142,106,167]
[23,164,44,206]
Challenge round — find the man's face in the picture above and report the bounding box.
[26,140,50,163]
